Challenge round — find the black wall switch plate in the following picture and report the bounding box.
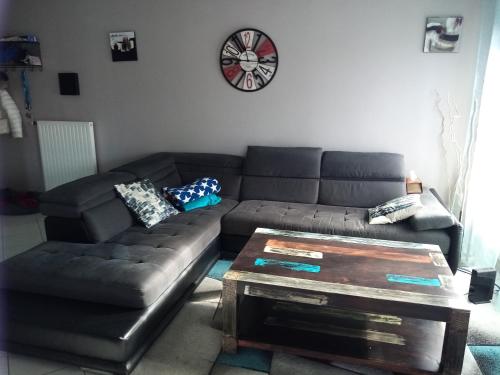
[58,73,80,95]
[468,268,496,304]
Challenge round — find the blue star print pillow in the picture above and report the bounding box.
[163,177,221,206]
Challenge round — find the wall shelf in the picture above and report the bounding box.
[0,40,43,71]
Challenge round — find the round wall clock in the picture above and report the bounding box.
[220,28,278,92]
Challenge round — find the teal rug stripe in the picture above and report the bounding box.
[386,274,441,287]
[255,257,320,273]
[469,345,500,375]
[216,348,273,373]
[207,260,233,281]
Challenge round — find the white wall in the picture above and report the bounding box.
[0,0,481,199]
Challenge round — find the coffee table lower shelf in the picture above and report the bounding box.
[233,297,446,375]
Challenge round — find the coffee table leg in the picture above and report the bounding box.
[222,278,238,353]
[441,309,470,374]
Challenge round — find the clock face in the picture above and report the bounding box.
[220,29,278,92]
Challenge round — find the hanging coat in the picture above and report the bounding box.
[0,89,23,138]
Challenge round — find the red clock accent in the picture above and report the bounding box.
[223,65,242,81]
[256,39,275,57]
[220,28,278,92]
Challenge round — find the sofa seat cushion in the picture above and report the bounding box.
[109,198,238,265]
[1,241,219,364]
[222,200,338,237]
[222,200,450,254]
[1,241,188,308]
[333,206,451,255]
[1,200,238,309]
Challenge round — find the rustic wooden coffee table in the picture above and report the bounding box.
[222,228,470,375]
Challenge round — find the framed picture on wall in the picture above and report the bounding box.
[109,31,138,61]
[424,17,463,53]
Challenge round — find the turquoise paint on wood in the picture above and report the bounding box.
[254,258,320,273]
[386,274,441,287]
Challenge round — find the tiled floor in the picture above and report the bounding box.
[0,214,494,375]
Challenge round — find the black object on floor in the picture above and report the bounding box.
[0,189,40,215]
[469,268,497,304]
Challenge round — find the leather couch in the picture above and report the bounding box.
[0,146,462,374]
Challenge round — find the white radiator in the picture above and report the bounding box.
[36,121,97,190]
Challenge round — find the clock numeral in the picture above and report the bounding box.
[241,30,254,49]
[222,42,241,58]
[243,72,255,90]
[231,35,246,52]
[254,72,265,88]
[252,33,262,51]
[257,64,275,80]
[221,58,239,66]
[258,55,277,65]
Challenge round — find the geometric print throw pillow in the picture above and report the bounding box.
[163,177,221,206]
[368,194,423,225]
[115,179,179,228]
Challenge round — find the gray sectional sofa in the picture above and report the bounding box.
[0,146,462,374]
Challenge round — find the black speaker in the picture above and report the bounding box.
[58,73,80,95]
[468,268,496,304]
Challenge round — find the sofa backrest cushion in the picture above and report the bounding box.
[163,152,243,200]
[39,171,136,218]
[241,146,322,203]
[319,151,406,208]
[82,198,134,242]
[111,154,181,189]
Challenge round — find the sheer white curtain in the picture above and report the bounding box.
[461,1,500,268]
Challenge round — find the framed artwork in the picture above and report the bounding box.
[109,31,137,61]
[424,17,463,53]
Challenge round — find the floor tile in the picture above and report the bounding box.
[462,346,483,375]
[3,236,43,259]
[211,363,267,375]
[8,353,66,375]
[0,351,8,375]
[190,277,223,303]
[142,300,221,364]
[2,214,40,234]
[131,355,213,375]
[36,214,47,242]
[270,352,362,375]
[1,213,44,260]
[50,367,84,374]
[329,362,392,375]
[0,218,5,261]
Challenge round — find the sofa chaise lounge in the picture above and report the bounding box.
[0,146,462,374]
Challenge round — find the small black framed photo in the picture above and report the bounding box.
[109,31,138,62]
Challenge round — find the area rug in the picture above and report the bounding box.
[215,348,273,373]
[207,259,232,281]
[469,345,500,375]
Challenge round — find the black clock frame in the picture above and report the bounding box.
[219,28,279,92]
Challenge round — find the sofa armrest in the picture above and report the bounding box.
[409,188,456,231]
[409,187,463,273]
